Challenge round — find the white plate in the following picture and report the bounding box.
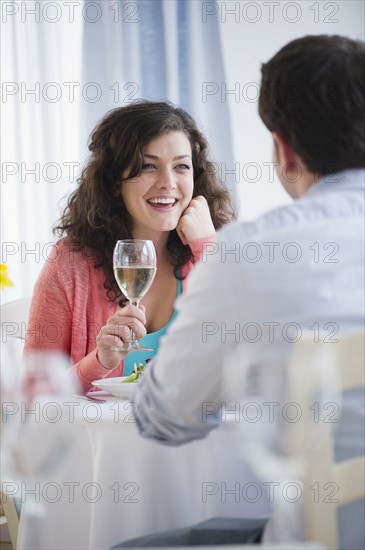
[91,377,140,399]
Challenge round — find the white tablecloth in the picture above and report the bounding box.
[17,393,271,549]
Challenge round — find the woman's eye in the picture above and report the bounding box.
[142,163,156,170]
[175,164,191,170]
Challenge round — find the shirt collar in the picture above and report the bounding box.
[305,168,365,198]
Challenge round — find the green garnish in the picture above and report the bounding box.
[121,363,146,383]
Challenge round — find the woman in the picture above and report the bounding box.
[25,101,236,393]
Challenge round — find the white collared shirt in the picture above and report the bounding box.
[136,168,365,548]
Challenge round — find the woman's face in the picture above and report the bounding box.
[120,131,194,238]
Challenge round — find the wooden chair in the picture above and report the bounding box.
[0,491,20,550]
[288,331,365,550]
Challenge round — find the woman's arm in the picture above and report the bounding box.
[24,243,112,393]
[24,244,73,356]
[25,243,147,393]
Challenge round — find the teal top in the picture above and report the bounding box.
[123,276,183,376]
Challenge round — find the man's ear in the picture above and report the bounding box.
[273,132,302,181]
[273,132,296,165]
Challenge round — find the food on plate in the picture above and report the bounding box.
[121,363,146,383]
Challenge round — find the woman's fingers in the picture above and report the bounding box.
[100,317,146,343]
[95,304,147,370]
[104,304,146,342]
[176,195,215,244]
[109,303,146,325]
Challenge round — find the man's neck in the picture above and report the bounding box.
[291,171,317,198]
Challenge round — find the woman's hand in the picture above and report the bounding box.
[176,196,215,245]
[96,304,146,370]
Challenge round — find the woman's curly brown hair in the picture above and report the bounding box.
[54,101,236,305]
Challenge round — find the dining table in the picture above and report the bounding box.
[15,391,272,550]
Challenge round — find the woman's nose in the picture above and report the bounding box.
[156,169,176,189]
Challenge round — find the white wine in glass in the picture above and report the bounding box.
[112,240,157,352]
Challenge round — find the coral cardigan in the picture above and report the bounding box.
[25,237,213,393]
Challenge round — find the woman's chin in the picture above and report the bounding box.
[151,220,180,233]
[137,224,177,238]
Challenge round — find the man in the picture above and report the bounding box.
[132,35,364,547]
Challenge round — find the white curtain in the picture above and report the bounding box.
[80,0,234,167]
[79,0,236,196]
[2,0,234,303]
[2,1,84,302]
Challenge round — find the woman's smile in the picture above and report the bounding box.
[146,196,179,210]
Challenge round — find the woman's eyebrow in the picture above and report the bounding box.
[173,155,192,160]
[143,154,192,160]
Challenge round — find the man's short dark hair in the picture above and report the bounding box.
[259,35,365,176]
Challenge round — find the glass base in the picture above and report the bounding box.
[111,344,154,352]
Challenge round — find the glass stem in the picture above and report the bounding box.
[130,300,139,348]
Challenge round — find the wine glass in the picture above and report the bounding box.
[112,239,157,352]
[1,347,80,526]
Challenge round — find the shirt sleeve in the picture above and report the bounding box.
[70,349,112,394]
[135,233,231,445]
[188,234,216,263]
